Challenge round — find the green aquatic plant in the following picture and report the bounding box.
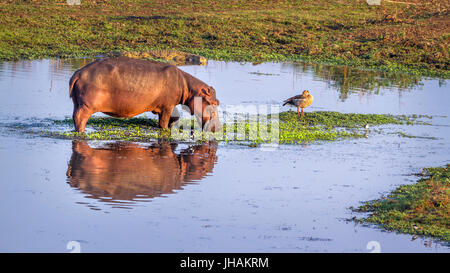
[55,116,159,128]
[278,111,407,128]
[394,132,438,140]
[49,111,430,145]
[354,165,450,242]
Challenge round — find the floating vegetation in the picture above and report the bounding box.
[47,111,432,146]
[54,116,159,128]
[394,132,438,140]
[249,71,280,76]
[354,165,450,242]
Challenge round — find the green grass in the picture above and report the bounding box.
[279,111,406,127]
[49,111,429,145]
[55,116,159,128]
[355,165,450,242]
[0,0,448,77]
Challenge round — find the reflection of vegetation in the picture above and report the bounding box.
[288,62,425,101]
[0,58,97,82]
[2,56,442,106]
[355,165,450,242]
[49,111,429,145]
[48,58,100,75]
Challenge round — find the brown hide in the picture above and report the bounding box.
[69,57,221,132]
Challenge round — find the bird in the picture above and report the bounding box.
[283,90,314,117]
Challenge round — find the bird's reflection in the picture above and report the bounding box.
[66,140,217,209]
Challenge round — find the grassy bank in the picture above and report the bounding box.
[49,111,429,145]
[0,0,448,77]
[355,165,450,242]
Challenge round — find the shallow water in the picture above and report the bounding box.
[0,59,449,252]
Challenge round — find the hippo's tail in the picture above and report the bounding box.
[69,72,79,98]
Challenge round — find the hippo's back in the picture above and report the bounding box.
[75,57,177,88]
[69,56,186,118]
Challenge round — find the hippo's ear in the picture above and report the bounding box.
[200,87,219,105]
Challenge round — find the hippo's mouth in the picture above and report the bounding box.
[203,116,222,133]
[201,105,221,133]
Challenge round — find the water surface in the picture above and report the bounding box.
[0,59,448,252]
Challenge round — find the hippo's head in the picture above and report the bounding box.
[187,86,222,132]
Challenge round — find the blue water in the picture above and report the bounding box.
[0,59,448,252]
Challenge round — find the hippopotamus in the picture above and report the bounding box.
[69,56,221,132]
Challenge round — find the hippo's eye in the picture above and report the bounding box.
[202,88,211,96]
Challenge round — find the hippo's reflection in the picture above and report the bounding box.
[66,141,217,207]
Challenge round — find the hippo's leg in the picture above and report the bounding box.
[168,107,180,128]
[73,106,93,133]
[158,108,174,129]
